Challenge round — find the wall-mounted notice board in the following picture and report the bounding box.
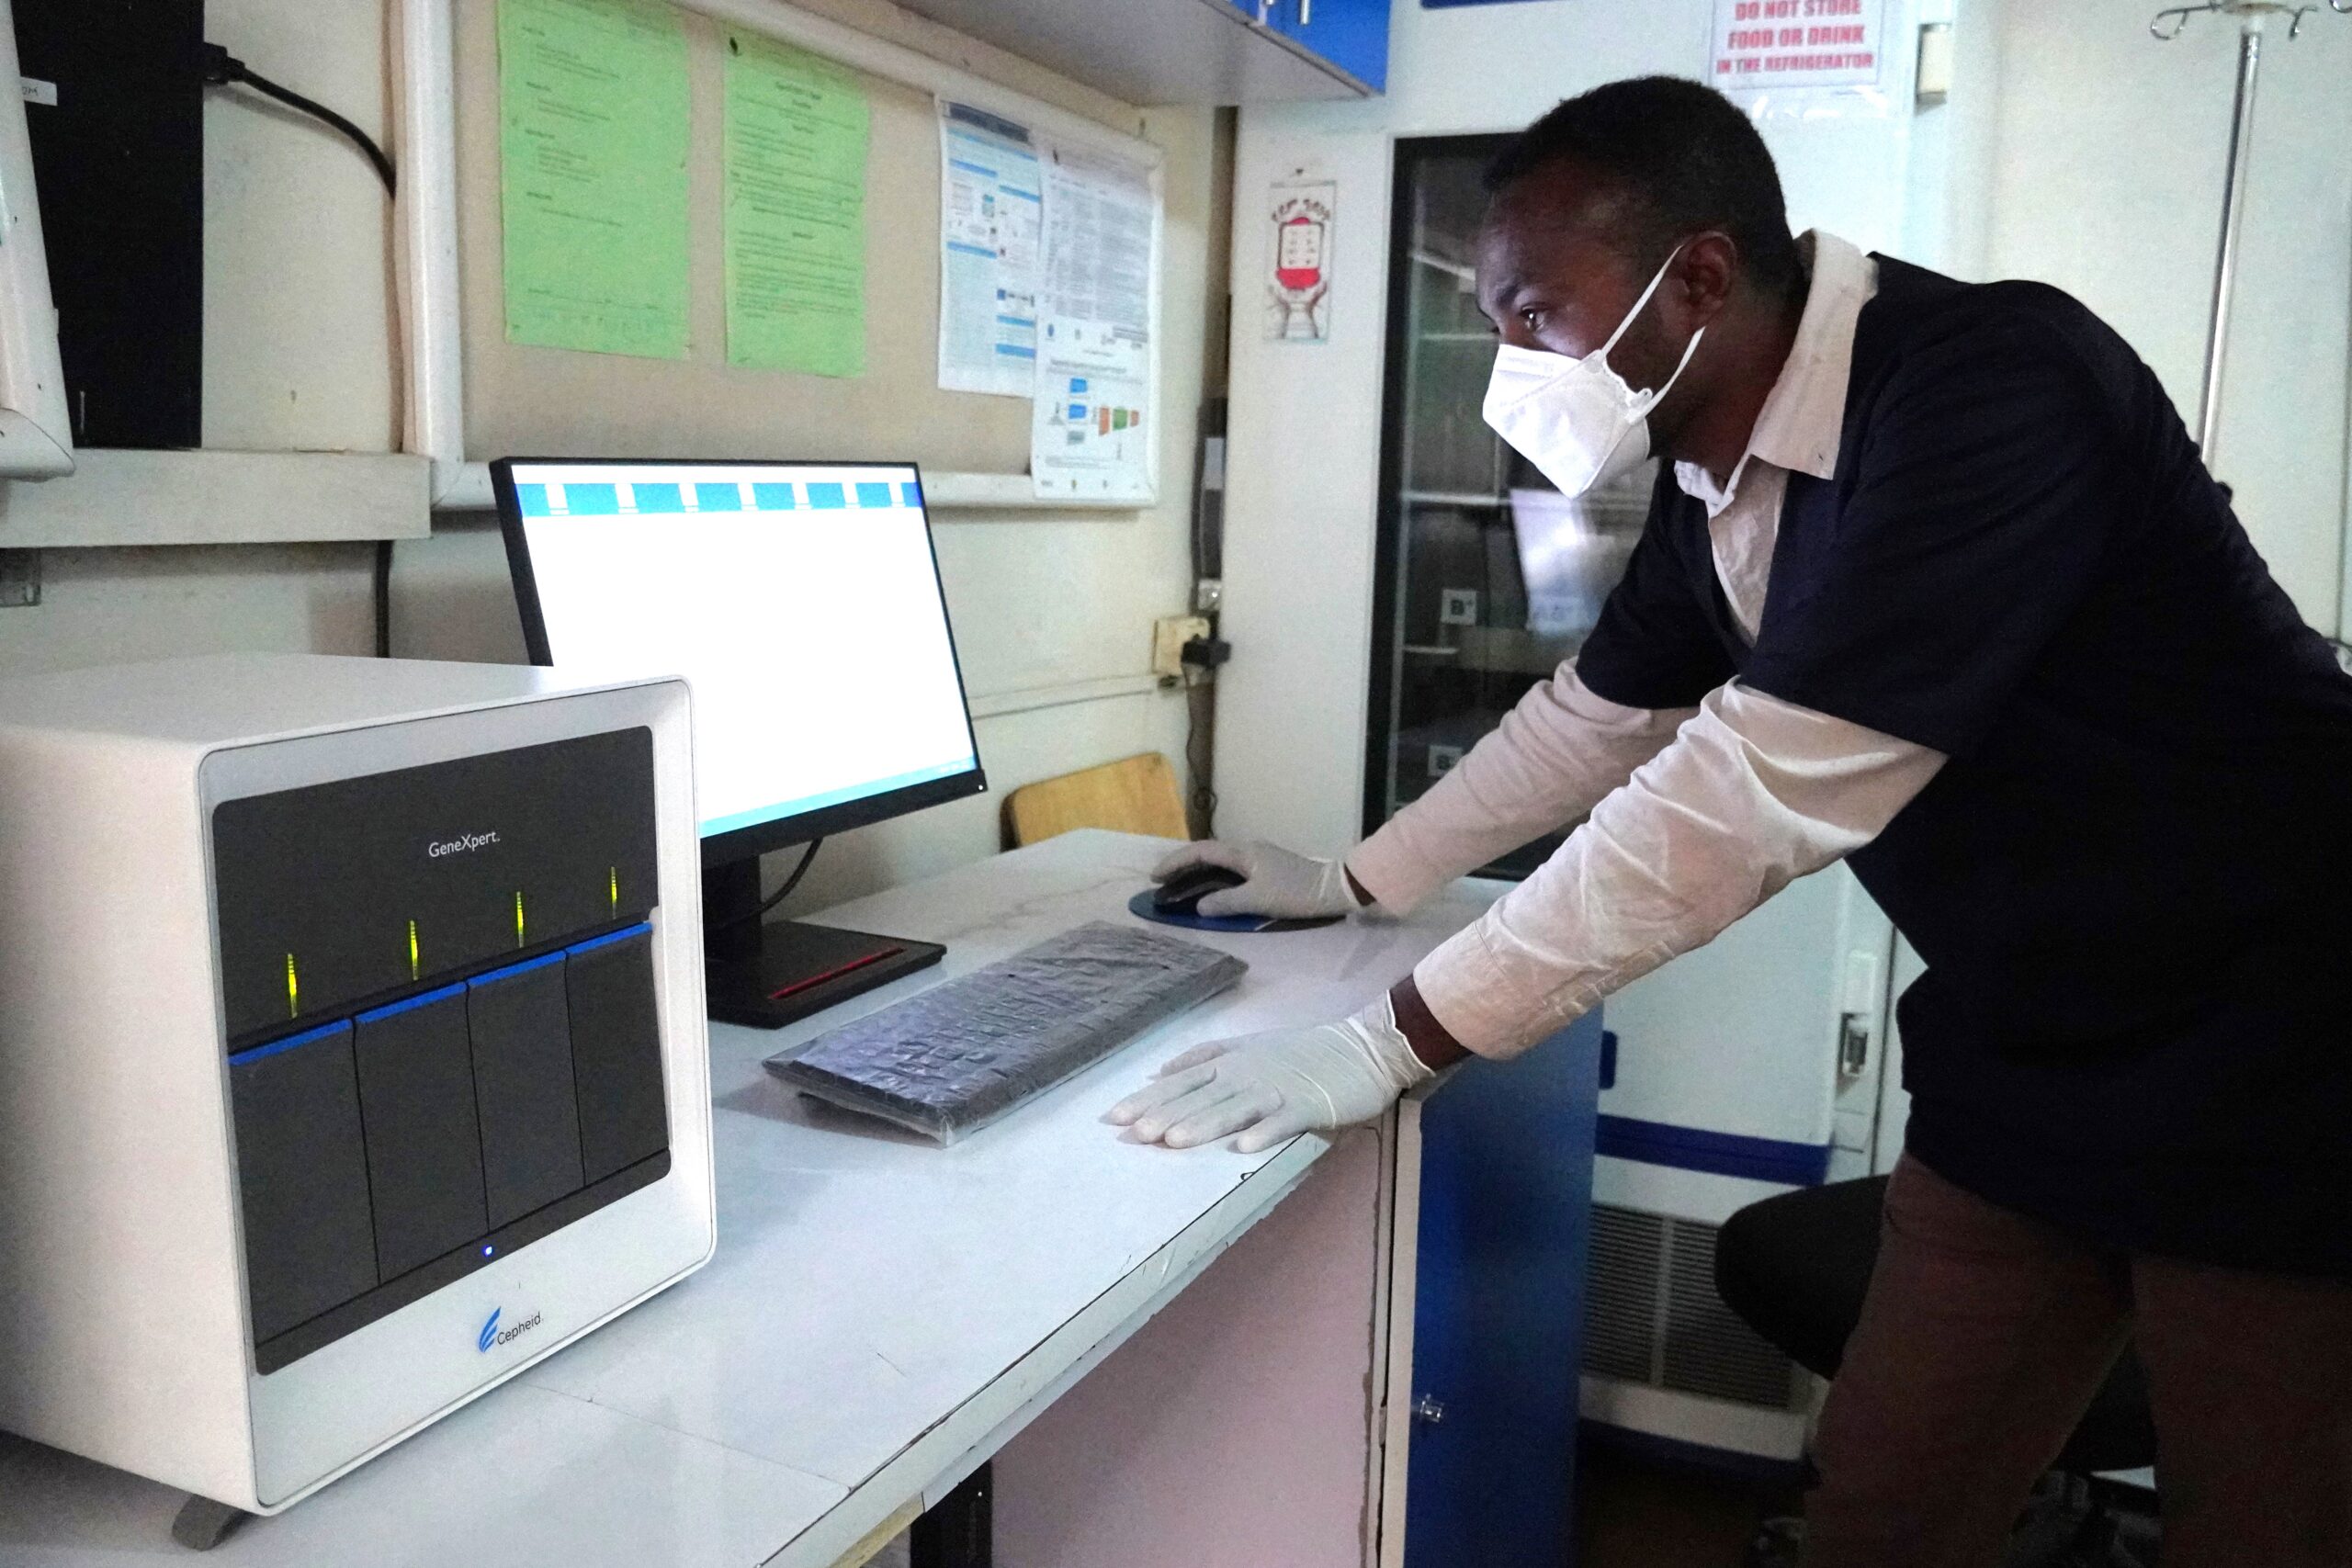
[449,0,1164,508]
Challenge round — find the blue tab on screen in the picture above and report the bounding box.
[752,483,797,511]
[695,482,743,512]
[565,483,619,515]
[631,482,684,514]
[854,481,892,508]
[900,480,922,508]
[1068,404,1086,420]
[995,344,1035,359]
[807,482,846,509]
[515,483,551,517]
[1069,378,1089,393]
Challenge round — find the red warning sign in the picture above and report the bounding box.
[1711,0,1885,91]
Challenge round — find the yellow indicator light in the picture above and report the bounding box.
[609,866,618,916]
[285,953,299,1019]
[514,890,526,948]
[408,919,420,981]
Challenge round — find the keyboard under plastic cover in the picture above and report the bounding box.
[765,920,1247,1144]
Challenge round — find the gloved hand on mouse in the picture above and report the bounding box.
[1149,839,1371,920]
[1106,992,1433,1153]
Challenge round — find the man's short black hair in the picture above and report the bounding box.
[1485,76,1803,298]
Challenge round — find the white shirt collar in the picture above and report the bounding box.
[1674,231,1876,517]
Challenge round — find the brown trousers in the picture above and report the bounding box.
[1802,1155,2352,1568]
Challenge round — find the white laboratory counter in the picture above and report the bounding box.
[0,829,1507,1568]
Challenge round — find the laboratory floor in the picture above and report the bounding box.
[1575,1442,1803,1568]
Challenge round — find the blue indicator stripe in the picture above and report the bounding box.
[230,1019,353,1066]
[567,921,653,958]
[356,983,468,1026]
[695,482,743,513]
[899,480,923,508]
[470,950,568,988]
[751,482,797,511]
[515,482,552,517]
[806,482,846,510]
[854,481,892,508]
[1593,1113,1832,1187]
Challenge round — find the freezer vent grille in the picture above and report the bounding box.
[1582,1204,1801,1410]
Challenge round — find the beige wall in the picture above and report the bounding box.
[10,0,1224,914]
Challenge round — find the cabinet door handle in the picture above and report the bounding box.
[1838,1011,1872,1078]
[1256,0,1271,21]
[1299,0,1312,22]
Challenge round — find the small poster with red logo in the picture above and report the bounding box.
[1267,180,1336,344]
[1709,0,1886,94]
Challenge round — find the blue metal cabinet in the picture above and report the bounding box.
[1403,1009,1600,1566]
[1268,0,1390,91]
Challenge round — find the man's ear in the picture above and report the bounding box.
[1670,231,1741,331]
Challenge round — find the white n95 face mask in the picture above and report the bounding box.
[1482,244,1706,497]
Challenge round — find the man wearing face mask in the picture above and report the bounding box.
[1111,75,2352,1564]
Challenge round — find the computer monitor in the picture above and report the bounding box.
[494,457,987,1027]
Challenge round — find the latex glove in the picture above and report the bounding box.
[1151,839,1364,920]
[1106,995,1433,1153]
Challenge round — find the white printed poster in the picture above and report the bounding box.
[1032,145,1157,502]
[1709,0,1886,93]
[1266,180,1335,343]
[936,102,1044,397]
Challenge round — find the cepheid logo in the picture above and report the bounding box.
[477,1306,542,1353]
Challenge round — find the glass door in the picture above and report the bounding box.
[1365,135,1654,877]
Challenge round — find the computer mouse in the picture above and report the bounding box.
[1152,864,1247,916]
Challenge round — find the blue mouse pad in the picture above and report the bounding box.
[1126,888,1343,934]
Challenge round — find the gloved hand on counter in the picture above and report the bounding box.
[1150,839,1370,920]
[1106,994,1432,1153]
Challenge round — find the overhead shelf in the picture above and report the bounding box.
[0,450,431,547]
[887,0,1384,106]
[431,461,1149,517]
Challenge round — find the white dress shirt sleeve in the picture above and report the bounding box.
[1412,682,1947,1058]
[1344,660,1693,916]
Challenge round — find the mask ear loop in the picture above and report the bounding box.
[1600,241,1705,419]
[1630,321,1707,420]
[1598,241,1688,361]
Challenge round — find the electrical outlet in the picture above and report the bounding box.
[1428,744,1463,778]
[1153,615,1212,679]
[1439,588,1479,626]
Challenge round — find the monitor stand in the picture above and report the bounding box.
[701,859,944,1030]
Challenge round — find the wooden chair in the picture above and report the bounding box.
[1003,752,1189,847]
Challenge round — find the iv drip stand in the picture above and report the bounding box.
[2150,0,2349,469]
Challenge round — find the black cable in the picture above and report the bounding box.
[1184,678,1217,836]
[372,539,393,659]
[709,839,824,933]
[201,46,400,657]
[201,45,396,197]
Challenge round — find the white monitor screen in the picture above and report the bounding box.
[503,460,981,840]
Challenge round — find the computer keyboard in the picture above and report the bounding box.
[764,920,1246,1144]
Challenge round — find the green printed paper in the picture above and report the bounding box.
[498,0,690,359]
[722,31,869,378]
